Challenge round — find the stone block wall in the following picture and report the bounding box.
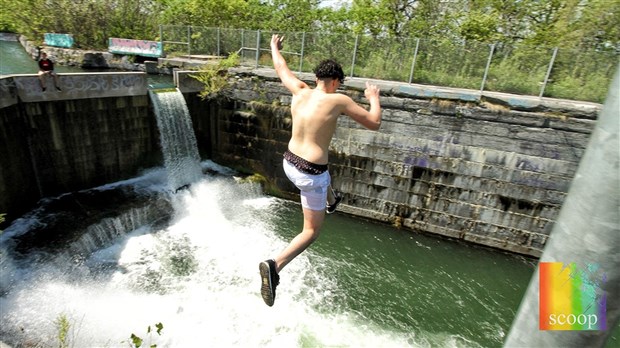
[0,77,161,221]
[327,97,593,256]
[178,68,600,257]
[0,66,601,257]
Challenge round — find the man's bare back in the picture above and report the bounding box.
[288,88,341,164]
[271,34,381,165]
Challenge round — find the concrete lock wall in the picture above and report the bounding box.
[0,67,601,257]
[0,73,161,221]
[177,68,600,257]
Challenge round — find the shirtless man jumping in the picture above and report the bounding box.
[260,34,382,307]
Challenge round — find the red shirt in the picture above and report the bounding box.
[39,59,54,72]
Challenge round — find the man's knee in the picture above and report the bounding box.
[302,227,321,242]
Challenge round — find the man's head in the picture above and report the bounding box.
[313,59,344,84]
[40,52,47,59]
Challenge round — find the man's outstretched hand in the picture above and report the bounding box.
[364,81,380,101]
[271,34,284,51]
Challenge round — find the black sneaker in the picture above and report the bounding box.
[326,194,342,214]
[259,259,279,306]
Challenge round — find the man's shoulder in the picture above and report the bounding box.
[332,91,354,104]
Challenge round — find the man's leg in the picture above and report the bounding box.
[51,73,61,90]
[38,72,46,90]
[327,185,336,205]
[326,185,342,214]
[260,161,329,306]
[274,207,325,273]
[260,207,325,306]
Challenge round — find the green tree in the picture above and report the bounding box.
[159,0,254,27]
[464,0,531,43]
[564,0,620,52]
[521,0,578,47]
[264,0,322,32]
[462,0,619,50]
[348,0,390,36]
[458,10,501,42]
[0,0,17,32]
[2,0,163,49]
[317,6,354,35]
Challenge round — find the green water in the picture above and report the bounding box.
[0,40,172,86]
[272,202,535,347]
[0,40,85,75]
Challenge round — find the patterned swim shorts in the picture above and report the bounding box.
[282,150,330,211]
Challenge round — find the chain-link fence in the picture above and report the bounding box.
[160,25,618,103]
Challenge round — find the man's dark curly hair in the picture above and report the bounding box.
[313,59,345,83]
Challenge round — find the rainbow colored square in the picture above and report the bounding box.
[539,262,606,330]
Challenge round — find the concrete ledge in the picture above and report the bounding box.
[174,70,204,93]
[3,72,147,102]
[177,67,602,118]
[0,78,18,108]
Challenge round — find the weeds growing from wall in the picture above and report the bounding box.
[191,53,240,100]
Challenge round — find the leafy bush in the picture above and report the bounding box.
[191,52,240,100]
[128,323,164,348]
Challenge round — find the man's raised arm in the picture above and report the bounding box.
[343,82,382,131]
[270,34,307,94]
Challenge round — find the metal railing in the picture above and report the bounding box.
[159,25,618,103]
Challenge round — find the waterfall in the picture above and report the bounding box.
[149,88,203,191]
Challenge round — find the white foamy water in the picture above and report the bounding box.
[0,172,421,348]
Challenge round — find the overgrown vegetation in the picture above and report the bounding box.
[52,313,83,348]
[190,52,240,100]
[55,314,71,348]
[0,213,5,234]
[128,323,164,348]
[50,315,164,348]
[0,0,617,102]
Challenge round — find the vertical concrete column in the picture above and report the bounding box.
[505,67,619,346]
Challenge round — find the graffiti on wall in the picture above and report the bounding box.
[108,38,163,58]
[44,33,74,48]
[7,73,147,102]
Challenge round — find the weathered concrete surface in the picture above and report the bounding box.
[5,73,147,102]
[176,68,601,257]
[0,77,18,108]
[505,66,619,348]
[0,66,603,258]
[0,85,161,222]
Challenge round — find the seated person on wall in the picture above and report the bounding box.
[38,51,61,92]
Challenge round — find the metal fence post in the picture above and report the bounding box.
[217,27,221,57]
[350,34,359,78]
[409,38,420,84]
[241,29,244,53]
[480,43,495,94]
[299,32,306,73]
[540,47,558,98]
[255,30,261,68]
[160,25,164,57]
[187,26,191,57]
